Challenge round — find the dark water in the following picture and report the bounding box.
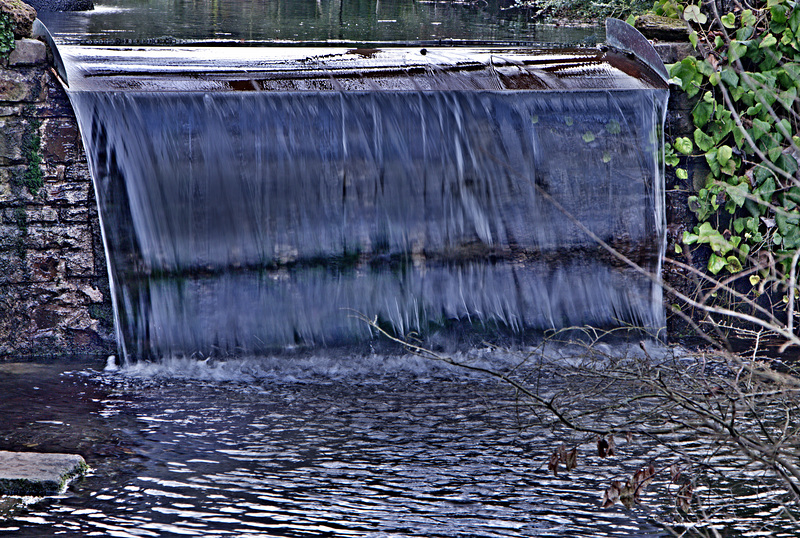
[38,0,602,46]
[0,351,795,537]
[0,354,673,537]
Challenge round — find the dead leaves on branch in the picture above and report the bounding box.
[601,464,656,509]
[546,436,694,513]
[597,434,616,458]
[548,443,578,476]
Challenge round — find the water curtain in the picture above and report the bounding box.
[50,20,669,360]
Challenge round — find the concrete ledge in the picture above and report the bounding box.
[0,451,87,495]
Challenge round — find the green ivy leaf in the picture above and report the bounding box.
[720,67,739,86]
[694,129,715,152]
[676,168,688,180]
[692,101,713,127]
[674,136,694,155]
[741,9,756,27]
[725,256,743,272]
[729,41,748,62]
[689,31,699,49]
[721,12,736,28]
[726,183,748,206]
[708,253,727,274]
[760,33,778,48]
[751,118,771,141]
[718,145,733,166]
[684,4,708,24]
[582,132,595,143]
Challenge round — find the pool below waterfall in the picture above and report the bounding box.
[0,348,793,537]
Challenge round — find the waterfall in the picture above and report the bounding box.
[59,43,669,360]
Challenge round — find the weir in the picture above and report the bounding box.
[50,20,669,361]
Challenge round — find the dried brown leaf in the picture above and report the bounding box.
[548,449,560,476]
[670,464,681,483]
[676,482,693,512]
[565,447,578,471]
[601,480,623,508]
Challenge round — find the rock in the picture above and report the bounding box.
[0,451,87,495]
[21,0,93,12]
[8,37,46,66]
[635,14,691,42]
[0,0,37,38]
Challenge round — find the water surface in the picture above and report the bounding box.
[38,0,603,46]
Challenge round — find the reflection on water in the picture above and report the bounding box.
[3,350,795,537]
[0,353,684,537]
[38,0,603,45]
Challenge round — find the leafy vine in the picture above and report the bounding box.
[660,0,800,295]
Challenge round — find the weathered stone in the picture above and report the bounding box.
[0,104,23,116]
[0,451,87,495]
[635,14,691,42]
[63,249,93,276]
[0,66,46,102]
[31,304,60,329]
[27,224,89,249]
[80,284,102,302]
[653,42,695,64]
[44,180,88,204]
[59,206,87,222]
[22,0,93,13]
[29,254,62,280]
[0,254,25,283]
[0,224,21,249]
[25,206,58,222]
[8,38,46,66]
[41,117,80,162]
[0,116,25,164]
[0,0,37,39]
[37,78,75,118]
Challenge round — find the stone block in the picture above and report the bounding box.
[31,304,61,330]
[0,451,87,496]
[653,42,695,65]
[0,67,46,103]
[37,78,75,119]
[0,224,22,250]
[41,117,81,163]
[27,224,89,250]
[0,165,31,199]
[59,206,87,223]
[63,249,93,276]
[44,181,88,204]
[29,253,63,281]
[0,254,25,283]
[0,116,25,165]
[26,206,58,223]
[0,0,36,39]
[0,104,23,116]
[8,38,47,66]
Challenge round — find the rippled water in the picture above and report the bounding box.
[0,350,794,537]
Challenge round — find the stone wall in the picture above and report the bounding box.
[0,3,114,358]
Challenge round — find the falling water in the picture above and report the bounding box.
[60,45,668,361]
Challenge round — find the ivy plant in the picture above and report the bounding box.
[665,0,800,286]
[0,12,14,59]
